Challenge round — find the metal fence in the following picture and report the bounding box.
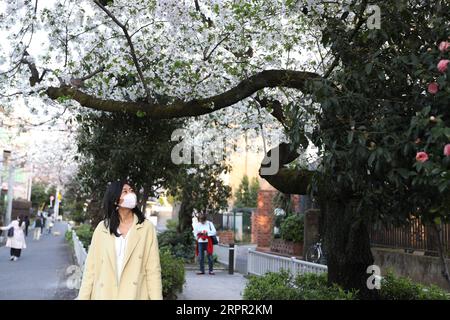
[370,219,450,254]
[247,249,327,276]
[69,225,88,268]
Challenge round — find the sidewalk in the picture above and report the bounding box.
[0,222,78,300]
[177,267,248,300]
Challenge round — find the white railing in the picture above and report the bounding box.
[71,229,88,269]
[214,244,236,269]
[247,249,327,276]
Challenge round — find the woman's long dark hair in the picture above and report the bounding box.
[102,180,145,236]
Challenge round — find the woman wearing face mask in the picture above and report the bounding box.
[77,180,162,300]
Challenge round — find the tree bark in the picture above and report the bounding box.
[431,222,450,287]
[45,70,321,119]
[259,142,313,195]
[321,197,379,299]
[177,196,194,234]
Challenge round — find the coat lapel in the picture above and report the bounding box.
[121,215,142,275]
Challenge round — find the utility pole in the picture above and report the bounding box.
[54,186,60,217]
[5,164,14,225]
[27,164,33,202]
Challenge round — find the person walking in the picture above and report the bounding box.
[193,213,217,275]
[42,211,47,235]
[77,180,163,300]
[0,215,27,261]
[24,215,30,237]
[33,214,43,240]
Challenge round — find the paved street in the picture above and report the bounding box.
[0,221,78,300]
[177,269,248,300]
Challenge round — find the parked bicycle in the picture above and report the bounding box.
[305,238,327,265]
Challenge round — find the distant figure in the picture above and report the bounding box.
[41,211,47,235]
[33,215,43,240]
[193,213,217,275]
[0,215,27,261]
[24,216,30,237]
[48,215,54,234]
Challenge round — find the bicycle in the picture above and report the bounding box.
[305,239,327,265]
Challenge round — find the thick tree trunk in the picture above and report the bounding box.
[140,188,149,214]
[177,197,194,233]
[430,223,450,287]
[321,198,379,299]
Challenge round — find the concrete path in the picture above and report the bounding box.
[177,269,248,300]
[0,221,78,300]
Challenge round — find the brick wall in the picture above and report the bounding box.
[217,230,234,244]
[292,195,301,213]
[304,209,320,251]
[251,190,277,248]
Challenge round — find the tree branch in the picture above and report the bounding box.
[324,0,369,78]
[21,50,40,86]
[259,142,313,195]
[46,69,322,119]
[194,0,213,27]
[70,66,105,88]
[93,0,151,99]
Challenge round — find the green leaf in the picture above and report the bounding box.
[347,131,354,144]
[396,168,411,179]
[368,151,377,167]
[365,63,373,75]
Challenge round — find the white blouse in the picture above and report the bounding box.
[192,221,217,243]
[115,227,131,283]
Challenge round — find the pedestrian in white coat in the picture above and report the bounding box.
[0,215,27,261]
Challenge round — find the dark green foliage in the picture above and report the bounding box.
[31,181,56,210]
[280,214,304,243]
[380,271,450,300]
[166,163,232,233]
[158,220,195,263]
[160,249,186,300]
[243,271,357,300]
[243,271,301,300]
[74,111,184,226]
[74,224,94,249]
[244,270,450,300]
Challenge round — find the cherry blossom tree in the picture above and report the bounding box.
[2,0,449,298]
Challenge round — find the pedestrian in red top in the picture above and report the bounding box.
[193,213,217,275]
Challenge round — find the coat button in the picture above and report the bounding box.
[138,255,142,259]
[133,281,137,286]
[100,283,104,287]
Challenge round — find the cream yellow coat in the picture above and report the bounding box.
[77,214,163,300]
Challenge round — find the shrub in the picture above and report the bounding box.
[74,224,94,249]
[280,214,304,243]
[158,222,195,263]
[244,271,357,300]
[294,273,357,300]
[380,271,450,300]
[65,230,73,248]
[70,211,87,225]
[160,249,186,300]
[243,270,300,300]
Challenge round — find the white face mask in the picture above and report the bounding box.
[120,192,137,209]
